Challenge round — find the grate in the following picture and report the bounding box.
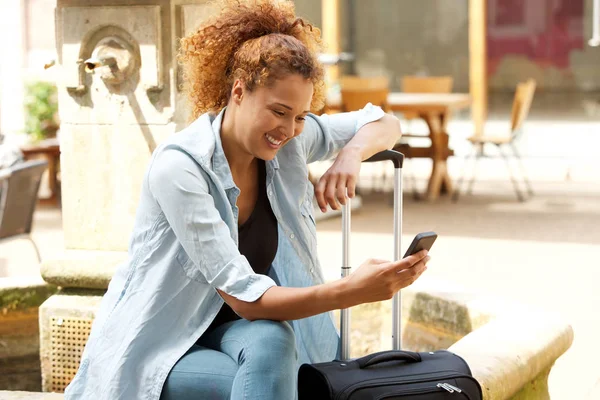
[49,316,92,392]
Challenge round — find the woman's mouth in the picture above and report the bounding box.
[265,133,283,149]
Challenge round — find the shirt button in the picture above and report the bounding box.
[310,268,314,274]
[268,190,273,196]
[290,233,295,239]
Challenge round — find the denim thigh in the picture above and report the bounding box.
[160,344,237,400]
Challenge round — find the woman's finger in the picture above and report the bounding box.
[396,259,427,283]
[324,174,340,210]
[315,175,328,212]
[346,175,357,199]
[387,250,428,273]
[335,175,348,206]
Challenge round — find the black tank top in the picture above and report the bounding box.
[205,160,278,333]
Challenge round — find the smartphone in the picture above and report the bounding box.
[403,231,437,258]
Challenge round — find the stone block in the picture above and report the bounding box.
[39,292,103,393]
[58,5,167,124]
[449,311,573,400]
[0,392,63,400]
[41,250,125,289]
[59,123,175,251]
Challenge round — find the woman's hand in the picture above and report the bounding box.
[218,250,429,322]
[315,147,362,212]
[342,250,430,306]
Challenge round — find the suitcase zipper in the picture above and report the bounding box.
[438,383,463,393]
[336,373,473,400]
[373,382,466,399]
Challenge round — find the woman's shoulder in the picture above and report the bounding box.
[153,112,217,167]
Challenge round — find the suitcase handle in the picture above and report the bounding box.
[340,149,405,361]
[363,149,405,168]
[357,350,422,369]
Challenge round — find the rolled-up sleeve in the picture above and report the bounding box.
[299,102,385,163]
[147,148,276,302]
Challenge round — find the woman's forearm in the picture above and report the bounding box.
[342,113,402,161]
[218,279,353,321]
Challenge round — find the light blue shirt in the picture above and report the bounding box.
[64,104,385,400]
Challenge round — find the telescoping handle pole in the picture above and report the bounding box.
[340,150,405,361]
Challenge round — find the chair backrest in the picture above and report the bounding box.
[0,159,48,239]
[400,76,454,94]
[340,76,390,112]
[510,79,536,138]
[400,76,454,120]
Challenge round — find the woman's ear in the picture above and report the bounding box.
[231,79,244,105]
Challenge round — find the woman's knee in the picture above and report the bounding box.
[243,320,297,362]
[160,345,236,400]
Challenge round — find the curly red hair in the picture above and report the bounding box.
[178,0,325,120]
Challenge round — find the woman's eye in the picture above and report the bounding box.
[273,110,285,116]
[297,117,306,122]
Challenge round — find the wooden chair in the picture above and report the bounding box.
[339,76,390,112]
[453,79,537,202]
[0,160,48,262]
[401,75,454,93]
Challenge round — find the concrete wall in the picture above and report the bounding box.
[300,0,599,92]
[351,0,470,92]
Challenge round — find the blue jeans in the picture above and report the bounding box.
[160,319,298,400]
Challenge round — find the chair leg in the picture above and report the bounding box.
[27,236,41,263]
[452,143,476,202]
[404,158,420,200]
[498,145,526,202]
[452,143,479,202]
[510,143,534,196]
[466,144,483,195]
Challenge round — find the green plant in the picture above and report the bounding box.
[23,80,59,142]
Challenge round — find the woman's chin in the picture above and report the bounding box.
[252,148,278,161]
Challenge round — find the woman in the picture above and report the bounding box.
[64,1,429,399]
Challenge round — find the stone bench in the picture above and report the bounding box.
[0,392,63,399]
[349,279,573,400]
[2,277,573,400]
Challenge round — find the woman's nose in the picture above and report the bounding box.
[280,121,295,138]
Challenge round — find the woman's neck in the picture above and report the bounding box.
[220,107,256,178]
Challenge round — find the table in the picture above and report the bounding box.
[20,138,60,206]
[326,93,472,201]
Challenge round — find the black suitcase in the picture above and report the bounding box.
[298,150,482,400]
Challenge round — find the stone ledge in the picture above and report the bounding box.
[400,280,573,400]
[449,312,573,400]
[0,277,58,312]
[41,250,126,289]
[0,391,63,399]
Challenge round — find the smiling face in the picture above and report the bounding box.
[231,73,314,160]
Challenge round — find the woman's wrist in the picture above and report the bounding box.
[317,277,355,311]
[338,144,364,162]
